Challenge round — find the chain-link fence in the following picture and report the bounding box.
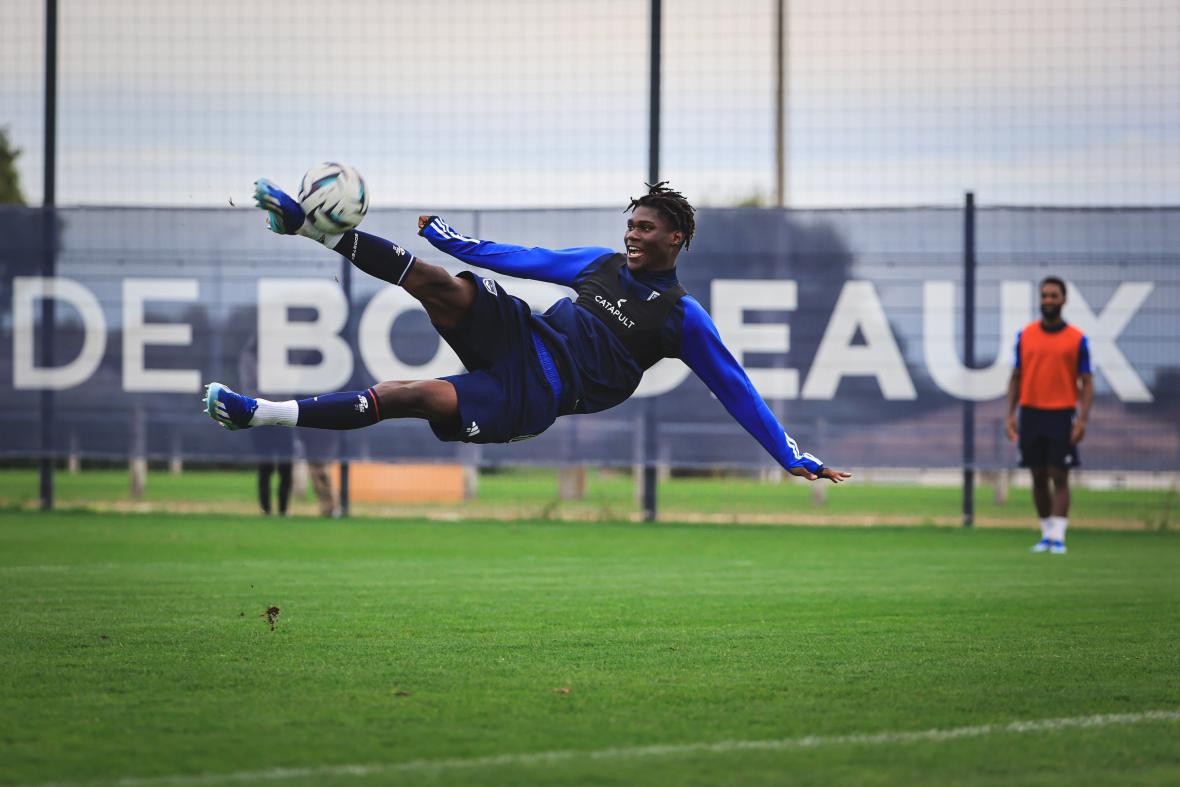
[2,1,1177,208]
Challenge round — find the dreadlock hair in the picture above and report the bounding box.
[626,181,696,251]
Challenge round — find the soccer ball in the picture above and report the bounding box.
[298,162,369,234]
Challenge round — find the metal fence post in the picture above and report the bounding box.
[339,254,352,517]
[962,192,976,527]
[39,0,58,512]
[641,0,662,522]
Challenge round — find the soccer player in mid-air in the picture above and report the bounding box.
[203,179,851,484]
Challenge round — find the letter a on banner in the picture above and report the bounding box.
[923,280,1032,401]
[802,280,916,400]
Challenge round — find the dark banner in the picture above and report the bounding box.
[1,206,1177,470]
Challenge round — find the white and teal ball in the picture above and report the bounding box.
[298,162,369,233]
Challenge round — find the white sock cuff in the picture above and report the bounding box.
[1051,516,1069,541]
[251,398,299,427]
[1039,517,1051,538]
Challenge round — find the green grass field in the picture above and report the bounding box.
[0,467,1175,528]
[2,509,1178,786]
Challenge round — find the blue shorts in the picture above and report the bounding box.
[430,272,564,444]
[1018,407,1079,469]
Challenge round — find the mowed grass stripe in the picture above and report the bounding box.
[2,512,1178,786]
[24,710,1180,787]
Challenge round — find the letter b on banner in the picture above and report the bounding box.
[257,279,352,394]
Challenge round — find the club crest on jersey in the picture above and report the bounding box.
[593,294,635,329]
[483,278,498,295]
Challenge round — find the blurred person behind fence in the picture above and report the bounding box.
[238,334,294,516]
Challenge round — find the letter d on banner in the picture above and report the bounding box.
[257,279,352,394]
[13,277,106,390]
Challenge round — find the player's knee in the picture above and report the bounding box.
[406,264,468,304]
[373,380,456,421]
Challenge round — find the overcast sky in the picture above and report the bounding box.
[2,0,1178,208]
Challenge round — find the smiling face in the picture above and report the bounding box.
[624,206,685,272]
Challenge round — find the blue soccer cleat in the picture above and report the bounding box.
[1030,538,1052,553]
[203,382,257,431]
[253,178,306,235]
[1049,540,1068,555]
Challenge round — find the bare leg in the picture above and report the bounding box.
[400,260,477,329]
[308,462,336,516]
[257,463,273,514]
[1048,466,1071,517]
[1030,467,1052,519]
[371,379,461,424]
[276,462,293,515]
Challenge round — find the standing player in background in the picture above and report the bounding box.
[1005,277,1093,554]
[204,179,851,485]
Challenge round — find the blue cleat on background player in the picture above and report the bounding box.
[203,382,257,430]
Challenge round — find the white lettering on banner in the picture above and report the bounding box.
[13,276,106,390]
[711,280,799,399]
[801,280,917,400]
[923,280,1033,401]
[3,276,1160,402]
[634,357,692,398]
[1064,282,1154,403]
[122,278,200,392]
[358,287,464,380]
[257,279,352,393]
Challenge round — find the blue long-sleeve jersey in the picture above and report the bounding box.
[421,218,823,474]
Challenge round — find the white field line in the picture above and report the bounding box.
[29,709,1180,787]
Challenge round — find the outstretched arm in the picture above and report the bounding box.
[417,215,612,288]
[679,298,851,483]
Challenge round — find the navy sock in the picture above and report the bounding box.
[296,389,381,430]
[333,230,416,286]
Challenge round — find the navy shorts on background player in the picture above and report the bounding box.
[430,271,561,444]
[1018,407,1079,468]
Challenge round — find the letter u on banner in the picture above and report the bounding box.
[923,280,1032,401]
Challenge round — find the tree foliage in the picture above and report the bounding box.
[0,127,28,205]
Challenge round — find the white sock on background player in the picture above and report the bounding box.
[1051,516,1068,543]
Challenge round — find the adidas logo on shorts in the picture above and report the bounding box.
[466,421,481,437]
